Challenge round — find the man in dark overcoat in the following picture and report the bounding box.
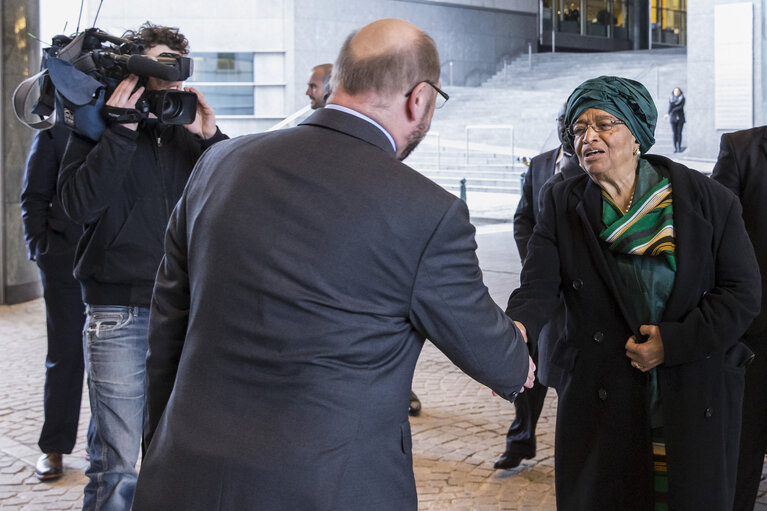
[712,127,767,511]
[20,124,86,481]
[494,104,582,470]
[132,19,533,511]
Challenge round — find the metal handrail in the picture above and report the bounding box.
[267,105,312,132]
[464,125,514,167]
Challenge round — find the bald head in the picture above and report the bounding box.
[330,18,440,98]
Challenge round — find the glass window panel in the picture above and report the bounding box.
[559,0,581,34]
[614,0,629,39]
[188,52,254,82]
[192,85,254,116]
[651,0,686,45]
[586,0,609,37]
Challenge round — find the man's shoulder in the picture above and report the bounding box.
[530,147,559,165]
[722,125,767,149]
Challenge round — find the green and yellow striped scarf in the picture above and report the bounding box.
[600,177,676,271]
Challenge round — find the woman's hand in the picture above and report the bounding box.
[625,324,665,372]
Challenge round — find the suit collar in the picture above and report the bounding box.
[299,107,397,157]
[560,154,583,180]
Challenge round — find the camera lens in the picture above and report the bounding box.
[162,96,183,118]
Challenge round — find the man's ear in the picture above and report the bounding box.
[404,82,427,122]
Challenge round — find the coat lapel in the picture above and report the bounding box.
[574,178,640,331]
[653,159,711,319]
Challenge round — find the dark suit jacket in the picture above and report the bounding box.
[513,147,581,262]
[508,155,760,510]
[712,126,767,338]
[20,125,81,276]
[133,108,530,510]
[512,147,582,388]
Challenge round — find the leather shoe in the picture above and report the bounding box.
[408,391,422,417]
[35,453,63,481]
[493,452,532,470]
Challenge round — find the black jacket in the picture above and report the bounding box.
[58,121,227,307]
[712,126,767,337]
[20,125,82,276]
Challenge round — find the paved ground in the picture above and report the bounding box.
[1,222,765,510]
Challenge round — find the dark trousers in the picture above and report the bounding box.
[671,121,684,150]
[38,267,86,454]
[734,331,767,511]
[503,377,548,456]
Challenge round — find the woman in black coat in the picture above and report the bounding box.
[507,76,760,510]
[665,87,685,152]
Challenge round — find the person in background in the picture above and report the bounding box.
[712,126,767,511]
[664,87,685,153]
[507,75,759,509]
[20,124,86,482]
[306,63,332,109]
[57,21,227,511]
[494,102,582,470]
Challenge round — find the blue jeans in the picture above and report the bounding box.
[82,305,149,511]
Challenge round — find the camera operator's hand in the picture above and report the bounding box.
[106,75,144,131]
[183,87,217,140]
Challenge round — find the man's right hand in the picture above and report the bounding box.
[106,75,144,131]
[521,355,536,392]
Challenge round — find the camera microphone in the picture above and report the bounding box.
[125,55,180,81]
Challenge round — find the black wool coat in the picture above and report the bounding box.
[507,155,760,510]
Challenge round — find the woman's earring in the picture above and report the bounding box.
[633,147,640,156]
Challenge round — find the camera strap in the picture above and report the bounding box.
[13,69,56,130]
[103,106,144,124]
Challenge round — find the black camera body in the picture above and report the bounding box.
[14,28,197,139]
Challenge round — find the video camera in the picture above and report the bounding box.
[13,27,197,140]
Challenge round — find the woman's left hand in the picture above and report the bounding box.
[625,324,665,372]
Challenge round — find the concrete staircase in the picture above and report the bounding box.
[407,48,688,193]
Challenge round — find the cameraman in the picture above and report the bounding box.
[57,22,227,511]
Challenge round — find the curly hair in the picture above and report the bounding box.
[122,21,189,55]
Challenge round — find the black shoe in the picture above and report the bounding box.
[493,451,532,470]
[35,453,63,481]
[408,391,421,417]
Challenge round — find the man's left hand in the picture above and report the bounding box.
[183,87,217,139]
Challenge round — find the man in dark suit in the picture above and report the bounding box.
[132,19,533,510]
[494,104,582,470]
[712,127,767,511]
[20,124,86,481]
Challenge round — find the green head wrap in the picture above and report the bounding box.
[564,76,657,154]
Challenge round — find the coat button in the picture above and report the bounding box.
[598,388,607,401]
[572,279,583,290]
[593,332,604,343]
[704,407,713,418]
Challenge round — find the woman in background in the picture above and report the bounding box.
[665,87,685,152]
